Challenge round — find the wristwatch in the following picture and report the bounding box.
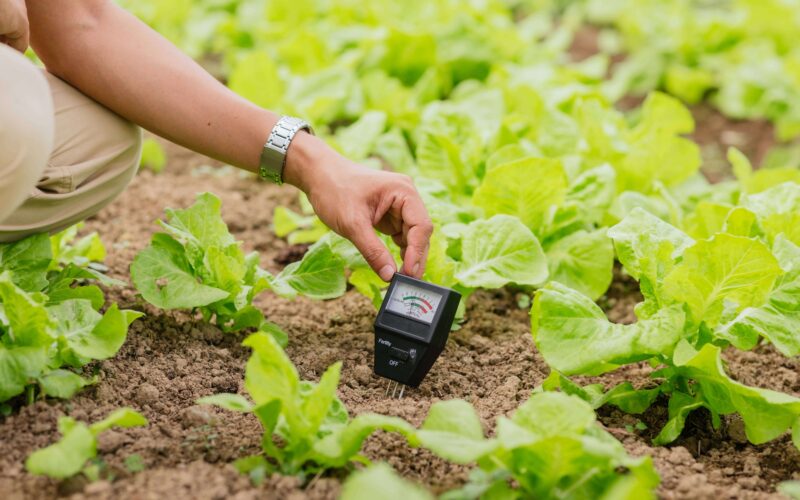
[259,116,314,185]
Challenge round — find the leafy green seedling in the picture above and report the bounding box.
[416,392,659,499]
[132,193,347,346]
[26,408,148,479]
[124,453,146,473]
[0,230,141,404]
[198,331,415,479]
[534,194,800,448]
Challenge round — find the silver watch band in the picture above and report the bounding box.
[259,116,314,185]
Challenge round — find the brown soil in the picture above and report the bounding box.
[1,132,798,500]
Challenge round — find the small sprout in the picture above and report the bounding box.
[124,454,145,473]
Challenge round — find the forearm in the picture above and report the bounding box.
[25,0,326,176]
[24,1,432,279]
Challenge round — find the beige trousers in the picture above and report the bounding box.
[0,44,142,242]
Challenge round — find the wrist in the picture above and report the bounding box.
[283,132,337,193]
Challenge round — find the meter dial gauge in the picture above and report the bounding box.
[386,282,443,324]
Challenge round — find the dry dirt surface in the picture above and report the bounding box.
[0,129,798,500]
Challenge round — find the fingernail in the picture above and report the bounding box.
[412,263,420,276]
[379,265,394,282]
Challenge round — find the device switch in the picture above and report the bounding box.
[390,347,410,362]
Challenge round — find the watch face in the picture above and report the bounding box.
[385,281,443,324]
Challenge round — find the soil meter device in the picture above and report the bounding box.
[373,274,461,395]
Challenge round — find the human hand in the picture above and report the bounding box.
[0,0,29,52]
[284,133,433,282]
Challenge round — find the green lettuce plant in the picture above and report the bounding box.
[0,231,142,405]
[198,331,415,479]
[131,193,347,345]
[417,392,659,499]
[573,0,800,140]
[533,182,800,447]
[26,408,148,479]
[200,331,660,495]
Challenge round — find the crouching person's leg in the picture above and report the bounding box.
[0,44,54,225]
[0,70,143,242]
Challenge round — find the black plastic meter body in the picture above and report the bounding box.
[373,274,461,387]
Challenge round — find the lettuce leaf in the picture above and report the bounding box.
[26,408,147,479]
[455,215,548,288]
[532,282,686,375]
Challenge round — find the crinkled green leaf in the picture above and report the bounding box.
[0,345,48,401]
[131,233,229,309]
[421,230,456,289]
[674,341,800,445]
[0,233,51,292]
[415,111,481,197]
[456,215,548,288]
[25,418,95,479]
[342,463,433,500]
[683,202,734,240]
[545,373,660,414]
[716,235,800,356]
[546,164,617,239]
[273,207,328,244]
[616,93,700,192]
[472,157,568,233]
[313,413,417,467]
[48,301,140,363]
[742,182,800,246]
[0,272,53,346]
[545,229,614,300]
[45,265,106,309]
[27,409,147,479]
[652,391,703,446]
[513,392,596,438]
[89,407,148,434]
[243,332,299,408]
[374,127,416,171]
[159,192,236,268]
[335,111,387,160]
[481,392,660,499]
[663,234,782,326]
[608,208,694,282]
[301,361,342,437]
[348,267,384,309]
[205,244,246,296]
[532,282,686,375]
[38,369,93,399]
[273,243,346,300]
[50,224,106,268]
[417,400,496,463]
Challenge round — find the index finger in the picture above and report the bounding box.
[399,193,433,279]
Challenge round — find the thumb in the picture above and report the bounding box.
[349,224,396,282]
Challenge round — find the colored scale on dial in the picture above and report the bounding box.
[385,282,443,325]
